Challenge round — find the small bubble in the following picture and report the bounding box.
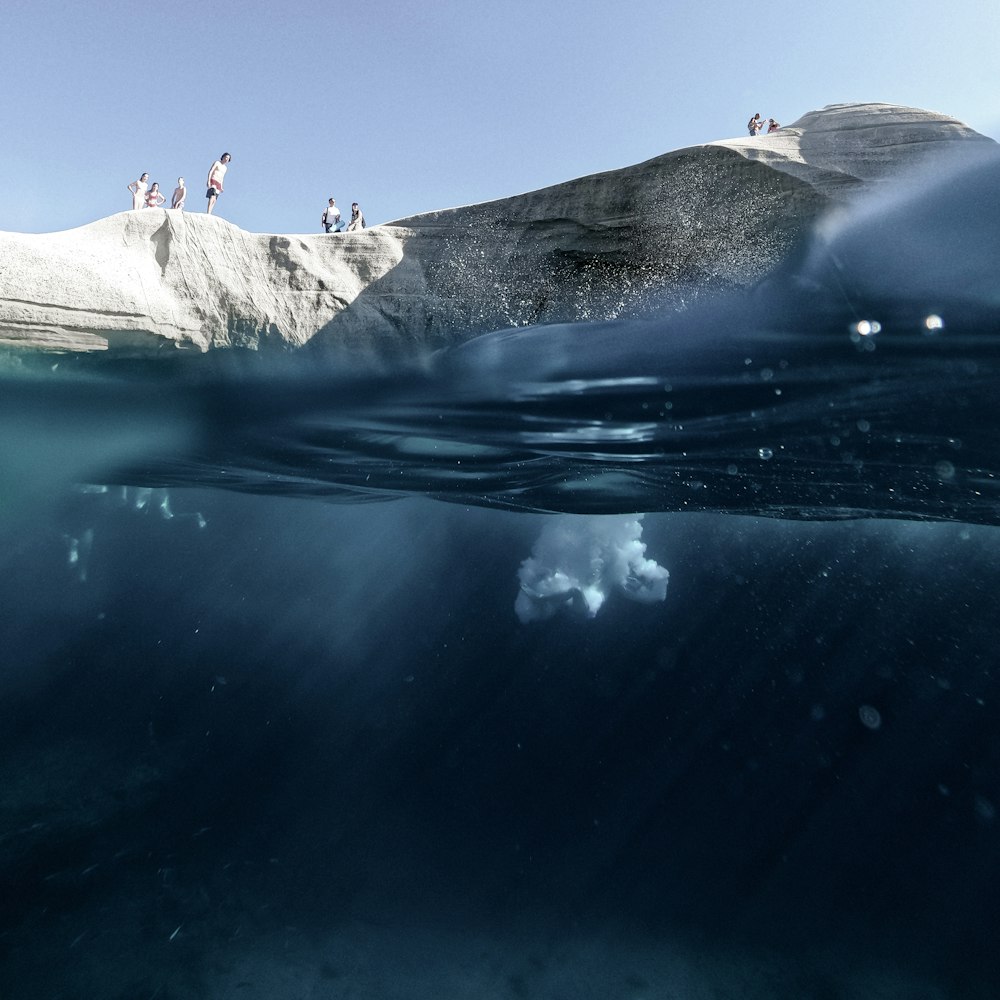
[758,448,773,461]
[924,314,945,332]
[852,320,882,337]
[810,704,826,722]
[726,464,739,475]
[760,368,774,381]
[935,460,955,481]
[858,704,882,730]
[856,419,870,433]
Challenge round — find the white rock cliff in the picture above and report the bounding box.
[0,103,992,358]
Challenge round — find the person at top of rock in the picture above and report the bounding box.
[171,177,187,210]
[127,172,149,210]
[206,152,231,215]
[767,118,780,133]
[748,113,763,136]
[322,198,344,233]
[346,202,365,231]
[144,182,166,209]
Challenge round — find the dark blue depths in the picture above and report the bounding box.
[1,491,998,998]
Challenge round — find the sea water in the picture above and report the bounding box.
[2,153,1000,998]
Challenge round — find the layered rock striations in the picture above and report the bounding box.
[0,103,993,357]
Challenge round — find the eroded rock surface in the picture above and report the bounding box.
[0,103,992,358]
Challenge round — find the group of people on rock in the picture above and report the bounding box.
[127,153,231,215]
[125,115,782,227]
[321,197,365,233]
[126,153,366,232]
[747,113,780,136]
[127,153,232,215]
[127,174,181,210]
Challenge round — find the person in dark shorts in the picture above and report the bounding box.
[206,153,231,214]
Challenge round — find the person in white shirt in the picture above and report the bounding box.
[322,198,344,233]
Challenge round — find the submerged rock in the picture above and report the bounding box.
[0,103,992,358]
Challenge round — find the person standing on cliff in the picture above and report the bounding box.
[171,177,187,210]
[747,113,763,136]
[144,182,166,209]
[127,172,149,210]
[322,198,344,233]
[205,152,231,215]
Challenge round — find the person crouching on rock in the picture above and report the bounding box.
[206,152,231,215]
[767,118,780,133]
[748,113,763,136]
[346,202,364,231]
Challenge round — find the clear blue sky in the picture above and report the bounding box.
[3,0,998,234]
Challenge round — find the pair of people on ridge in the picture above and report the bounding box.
[748,113,780,135]
[322,198,365,233]
[127,173,165,210]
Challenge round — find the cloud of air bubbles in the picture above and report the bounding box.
[515,514,668,624]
